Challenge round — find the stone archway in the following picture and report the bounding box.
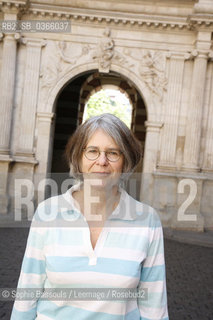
[35,62,161,203]
[39,62,152,117]
[50,70,147,180]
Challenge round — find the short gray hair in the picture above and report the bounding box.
[65,113,142,178]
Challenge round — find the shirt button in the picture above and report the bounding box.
[89,257,97,265]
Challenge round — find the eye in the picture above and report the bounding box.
[88,148,98,154]
[85,148,99,155]
[108,151,119,156]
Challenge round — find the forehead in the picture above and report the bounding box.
[86,129,118,148]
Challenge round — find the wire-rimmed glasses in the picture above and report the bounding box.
[83,147,122,162]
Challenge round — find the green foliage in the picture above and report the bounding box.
[84,89,131,128]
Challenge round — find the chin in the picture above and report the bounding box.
[83,173,119,188]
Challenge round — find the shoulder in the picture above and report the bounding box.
[122,189,162,228]
[33,192,73,223]
[36,193,67,210]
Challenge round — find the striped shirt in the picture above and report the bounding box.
[11,183,169,320]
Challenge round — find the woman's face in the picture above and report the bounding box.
[81,129,124,187]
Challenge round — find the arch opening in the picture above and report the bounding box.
[83,88,132,128]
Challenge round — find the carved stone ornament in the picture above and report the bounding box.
[126,49,167,101]
[58,41,91,65]
[91,27,133,73]
[40,41,90,90]
[92,27,114,72]
[40,41,61,90]
[39,40,93,106]
[140,50,167,100]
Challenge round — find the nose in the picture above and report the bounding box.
[96,151,108,165]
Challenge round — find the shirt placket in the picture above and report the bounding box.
[83,225,97,265]
[83,221,110,266]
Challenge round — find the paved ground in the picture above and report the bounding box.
[0,228,212,320]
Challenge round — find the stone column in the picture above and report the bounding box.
[202,56,213,172]
[9,39,45,216]
[34,112,55,204]
[140,121,162,205]
[0,1,28,215]
[182,50,208,171]
[0,33,20,214]
[15,39,46,159]
[0,33,20,155]
[158,53,185,170]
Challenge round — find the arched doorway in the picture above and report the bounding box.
[50,70,147,198]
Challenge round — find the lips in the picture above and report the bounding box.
[93,172,110,174]
[90,172,111,177]
[91,172,110,175]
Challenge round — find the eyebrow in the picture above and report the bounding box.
[87,146,120,151]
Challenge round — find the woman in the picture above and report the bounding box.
[11,113,169,319]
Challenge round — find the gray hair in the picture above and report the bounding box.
[65,113,142,178]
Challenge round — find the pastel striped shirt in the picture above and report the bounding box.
[11,184,169,320]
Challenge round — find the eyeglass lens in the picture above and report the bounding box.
[84,147,121,161]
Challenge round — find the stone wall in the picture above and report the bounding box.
[0,0,213,230]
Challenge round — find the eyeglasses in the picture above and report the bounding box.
[83,147,122,162]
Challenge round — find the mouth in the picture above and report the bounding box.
[90,172,111,177]
[92,172,111,175]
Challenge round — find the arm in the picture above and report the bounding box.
[137,212,169,320]
[10,206,47,320]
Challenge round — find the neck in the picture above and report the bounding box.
[76,183,121,223]
[89,184,119,208]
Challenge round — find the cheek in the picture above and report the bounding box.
[80,156,92,173]
[115,159,124,172]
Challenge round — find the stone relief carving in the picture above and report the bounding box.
[125,49,167,101]
[58,41,90,65]
[39,29,135,98]
[92,27,133,72]
[113,49,134,68]
[139,50,167,100]
[40,41,91,92]
[92,27,114,72]
[40,41,61,90]
[40,32,145,101]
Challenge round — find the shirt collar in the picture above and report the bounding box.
[63,182,137,221]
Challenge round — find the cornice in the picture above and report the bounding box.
[1,1,213,31]
[188,14,213,28]
[27,4,191,30]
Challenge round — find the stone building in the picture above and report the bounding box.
[0,0,213,231]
